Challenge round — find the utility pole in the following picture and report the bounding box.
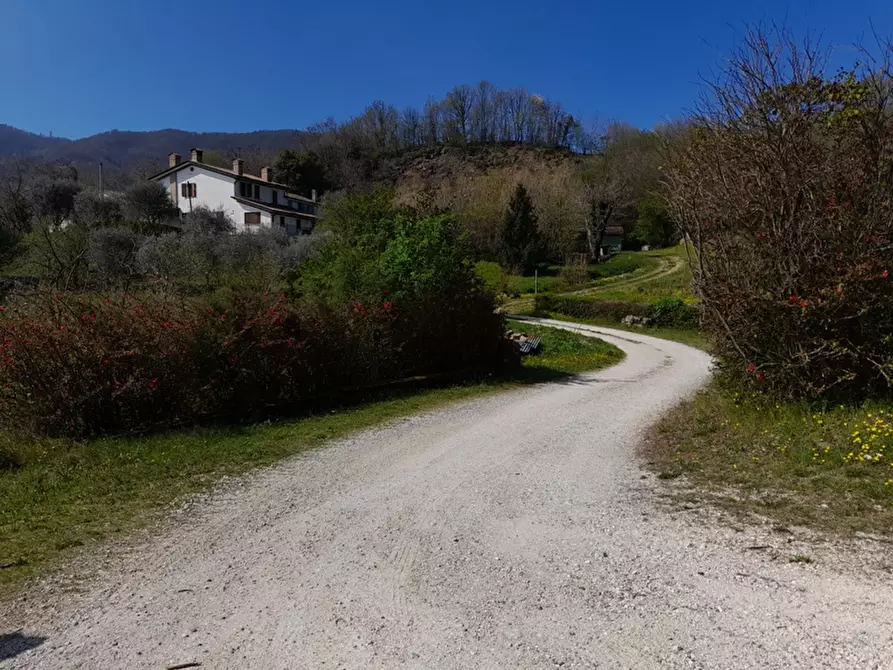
[99,162,104,201]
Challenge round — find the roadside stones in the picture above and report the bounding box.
[621,315,652,327]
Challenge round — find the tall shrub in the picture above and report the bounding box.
[664,26,893,400]
[0,288,508,438]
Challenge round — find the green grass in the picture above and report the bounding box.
[583,245,694,303]
[518,244,706,349]
[511,272,565,295]
[479,254,652,301]
[506,319,625,375]
[0,323,622,597]
[645,383,893,535]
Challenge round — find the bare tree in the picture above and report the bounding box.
[663,24,893,398]
[423,98,442,146]
[88,226,144,291]
[443,85,474,145]
[0,159,35,237]
[471,80,497,143]
[399,106,423,147]
[504,88,530,142]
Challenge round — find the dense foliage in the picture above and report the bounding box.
[0,191,510,438]
[665,27,893,400]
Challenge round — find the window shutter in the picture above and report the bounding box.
[190,183,197,198]
[181,183,188,198]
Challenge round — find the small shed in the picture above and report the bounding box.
[600,226,625,257]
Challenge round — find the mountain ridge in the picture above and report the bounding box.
[0,124,306,171]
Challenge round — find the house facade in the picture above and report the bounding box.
[149,149,319,235]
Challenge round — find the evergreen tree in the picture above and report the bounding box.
[501,183,541,274]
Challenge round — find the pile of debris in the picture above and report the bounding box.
[506,330,542,356]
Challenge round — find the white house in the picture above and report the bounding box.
[149,149,319,235]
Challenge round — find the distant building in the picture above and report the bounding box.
[600,225,625,257]
[149,149,319,235]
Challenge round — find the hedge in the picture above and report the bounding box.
[535,294,700,328]
[0,290,512,438]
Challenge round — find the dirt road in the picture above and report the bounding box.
[5,320,893,669]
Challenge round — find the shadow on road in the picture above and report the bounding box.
[0,632,46,661]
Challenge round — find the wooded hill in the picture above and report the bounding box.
[0,124,303,172]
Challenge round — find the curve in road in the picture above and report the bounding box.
[4,321,892,669]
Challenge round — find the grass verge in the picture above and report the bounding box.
[644,382,893,536]
[0,322,622,597]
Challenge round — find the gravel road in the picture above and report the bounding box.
[5,319,893,669]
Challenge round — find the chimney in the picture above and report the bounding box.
[233,158,244,175]
[260,166,273,182]
[190,148,203,163]
[311,189,317,203]
[169,152,182,168]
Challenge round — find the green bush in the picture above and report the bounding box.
[474,261,513,297]
[649,297,700,328]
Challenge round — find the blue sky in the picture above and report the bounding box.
[2,0,890,138]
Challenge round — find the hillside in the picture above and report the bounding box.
[372,144,585,193]
[0,124,305,171]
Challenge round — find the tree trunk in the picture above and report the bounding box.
[585,201,613,261]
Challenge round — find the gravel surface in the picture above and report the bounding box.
[4,319,893,669]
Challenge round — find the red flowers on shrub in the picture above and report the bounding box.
[0,288,506,438]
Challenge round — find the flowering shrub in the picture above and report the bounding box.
[0,289,508,438]
[665,27,893,400]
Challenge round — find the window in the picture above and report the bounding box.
[244,212,261,225]
[280,216,285,226]
[181,182,197,198]
[239,182,250,198]
[272,190,278,205]
[253,184,260,199]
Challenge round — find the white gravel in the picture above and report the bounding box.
[4,319,893,669]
